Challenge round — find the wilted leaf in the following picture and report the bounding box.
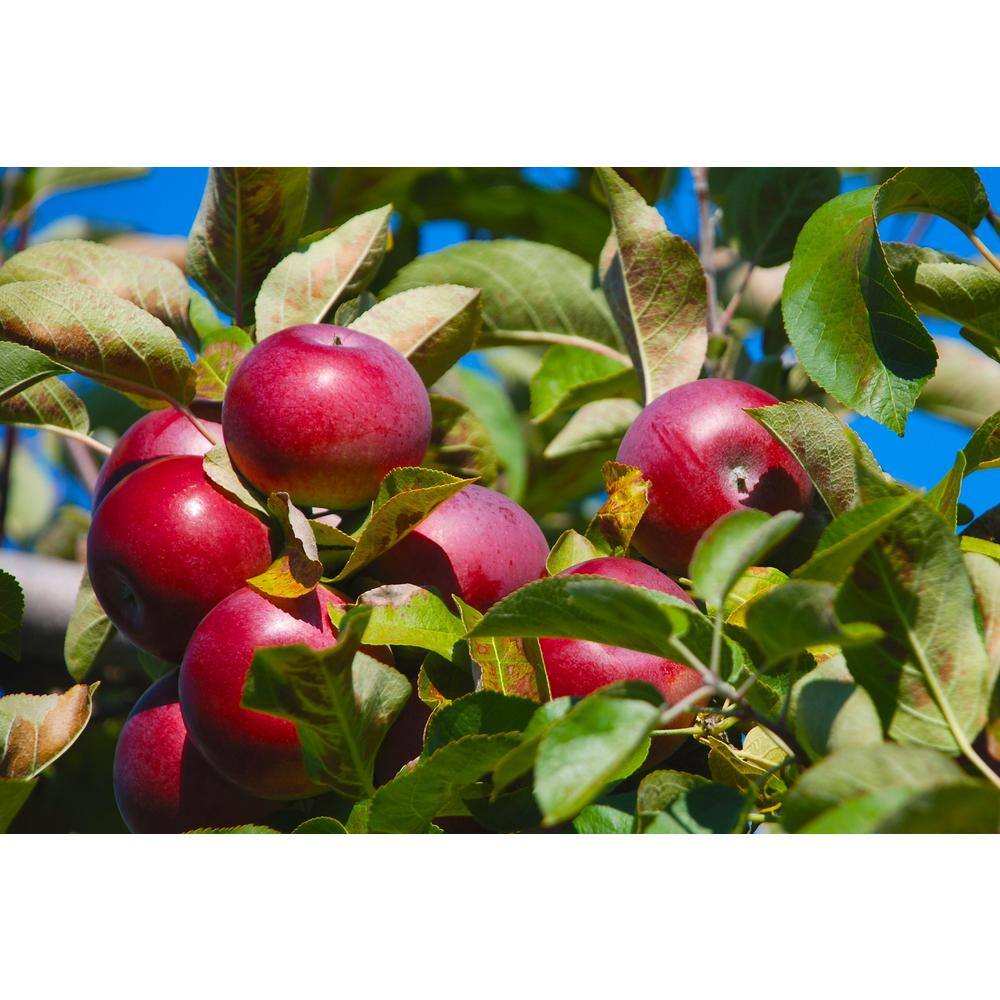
[588,461,649,552]
[546,529,602,576]
[0,281,194,405]
[717,167,840,268]
[242,607,411,799]
[529,345,638,422]
[384,239,621,350]
[0,569,25,660]
[0,341,71,402]
[424,394,498,485]
[534,683,663,826]
[332,467,474,581]
[0,683,96,781]
[781,743,972,831]
[64,570,115,680]
[689,508,802,608]
[701,726,790,804]
[368,733,521,833]
[596,167,707,403]
[0,376,89,434]
[0,239,195,342]
[457,599,550,702]
[187,167,310,322]
[247,492,323,599]
[352,285,481,385]
[543,398,641,460]
[783,168,989,433]
[254,204,392,338]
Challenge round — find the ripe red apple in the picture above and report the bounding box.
[179,584,355,800]
[540,556,706,757]
[222,324,432,510]
[369,484,549,611]
[113,671,275,834]
[94,407,223,505]
[87,455,273,663]
[616,378,812,573]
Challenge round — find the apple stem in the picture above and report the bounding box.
[692,167,719,335]
[717,260,756,336]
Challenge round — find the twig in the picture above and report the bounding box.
[717,262,756,335]
[987,208,1000,241]
[65,438,100,493]
[964,227,1000,277]
[692,167,719,335]
[174,403,220,446]
[0,426,18,546]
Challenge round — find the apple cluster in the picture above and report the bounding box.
[98,323,809,832]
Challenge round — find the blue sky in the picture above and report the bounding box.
[24,166,1000,518]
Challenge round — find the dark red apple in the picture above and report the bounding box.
[179,584,348,800]
[616,378,812,573]
[222,324,432,510]
[87,455,273,663]
[374,688,431,786]
[369,484,549,611]
[94,407,223,505]
[540,557,705,757]
[113,671,275,834]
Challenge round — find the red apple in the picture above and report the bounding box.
[87,455,273,663]
[616,378,812,573]
[94,408,223,505]
[540,557,706,757]
[222,324,432,510]
[113,671,275,834]
[369,484,549,611]
[179,584,350,800]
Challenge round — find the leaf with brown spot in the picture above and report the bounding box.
[0,239,196,344]
[0,683,97,781]
[187,167,310,322]
[596,168,707,403]
[254,204,392,338]
[0,376,89,434]
[457,599,550,703]
[194,327,253,401]
[0,280,195,405]
[588,461,650,552]
[247,492,323,599]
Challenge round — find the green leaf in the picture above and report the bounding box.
[254,204,392,338]
[0,239,196,342]
[457,599,550,702]
[701,728,790,806]
[783,168,990,433]
[202,443,268,517]
[529,345,638,422]
[534,684,662,826]
[963,410,1000,475]
[747,400,881,515]
[136,648,174,682]
[424,394,498,486]
[966,551,1000,679]
[0,568,25,661]
[885,242,1000,349]
[745,579,883,664]
[572,802,634,834]
[246,492,323,599]
[422,690,538,757]
[0,341,72,402]
[596,167,707,403]
[588,461,649,552]
[471,573,745,680]
[546,529,602,576]
[330,584,465,660]
[193,326,252,401]
[351,285,481,386]
[0,778,37,833]
[637,771,748,834]
[689,509,802,608]
[789,655,884,761]
[384,239,621,350]
[794,494,921,585]
[333,467,475,581]
[187,167,310,322]
[0,683,96,781]
[242,607,412,799]
[839,494,992,753]
[368,733,521,833]
[721,566,788,624]
[0,376,89,434]
[0,281,194,405]
[800,783,1000,834]
[292,816,348,834]
[717,167,840,268]
[188,824,280,835]
[453,367,527,502]
[781,743,972,831]
[543,398,641,460]
[490,698,572,796]
[64,570,115,681]
[926,453,966,530]
[333,292,377,327]
[22,167,147,206]
[417,651,476,712]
